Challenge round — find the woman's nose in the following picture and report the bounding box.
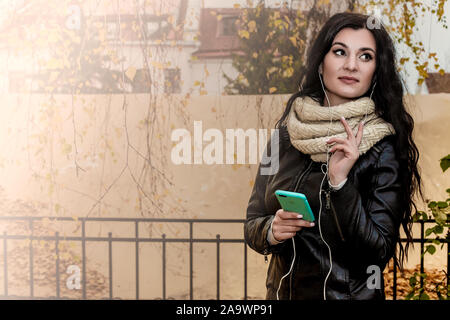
[343,55,357,71]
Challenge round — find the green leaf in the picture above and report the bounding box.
[437,201,448,208]
[409,276,417,287]
[426,245,436,255]
[435,225,444,234]
[425,227,434,237]
[405,291,415,300]
[419,291,430,300]
[412,212,421,222]
[440,154,450,172]
[428,201,437,209]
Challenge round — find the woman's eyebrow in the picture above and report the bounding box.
[331,42,376,53]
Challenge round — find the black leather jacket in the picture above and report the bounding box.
[244,126,403,300]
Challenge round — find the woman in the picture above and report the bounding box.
[244,12,424,300]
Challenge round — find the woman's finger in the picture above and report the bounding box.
[329,144,351,155]
[355,121,364,146]
[277,210,302,221]
[326,137,348,145]
[274,225,302,233]
[274,232,297,241]
[340,117,355,140]
[277,216,315,228]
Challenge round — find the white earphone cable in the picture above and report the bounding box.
[318,70,334,300]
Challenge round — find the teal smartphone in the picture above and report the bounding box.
[275,190,315,222]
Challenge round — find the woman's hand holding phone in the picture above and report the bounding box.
[272,209,315,242]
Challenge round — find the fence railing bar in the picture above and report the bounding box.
[447,230,450,299]
[244,240,247,300]
[393,257,397,300]
[189,222,193,300]
[3,231,7,297]
[81,219,86,299]
[0,234,246,243]
[29,220,33,298]
[216,234,220,300]
[162,234,166,300]
[0,216,247,224]
[108,232,112,300]
[420,221,425,289]
[55,232,60,299]
[135,221,139,300]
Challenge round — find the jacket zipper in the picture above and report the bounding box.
[288,160,313,300]
[326,188,345,242]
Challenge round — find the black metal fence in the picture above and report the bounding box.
[0,216,448,300]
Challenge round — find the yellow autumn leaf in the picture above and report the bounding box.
[233,3,241,8]
[289,36,297,46]
[283,68,294,78]
[125,66,137,81]
[232,163,243,170]
[248,20,256,33]
[48,31,59,43]
[47,58,64,69]
[252,52,258,58]
[239,30,250,39]
[62,143,72,155]
[49,71,59,83]
[269,87,277,93]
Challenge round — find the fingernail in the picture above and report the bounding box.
[341,116,345,121]
[310,222,315,226]
[298,214,303,219]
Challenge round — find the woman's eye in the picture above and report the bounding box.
[333,49,345,56]
[360,53,373,61]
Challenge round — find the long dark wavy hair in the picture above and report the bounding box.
[275,12,424,270]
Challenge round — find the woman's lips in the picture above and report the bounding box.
[338,77,359,85]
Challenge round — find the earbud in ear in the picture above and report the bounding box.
[318,64,323,75]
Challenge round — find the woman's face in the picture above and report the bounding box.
[321,27,377,106]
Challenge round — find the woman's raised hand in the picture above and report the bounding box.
[325,117,364,185]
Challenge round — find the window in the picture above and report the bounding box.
[164,68,181,94]
[147,21,159,36]
[132,69,152,93]
[106,22,117,40]
[219,16,238,36]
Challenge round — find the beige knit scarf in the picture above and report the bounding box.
[286,96,395,162]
